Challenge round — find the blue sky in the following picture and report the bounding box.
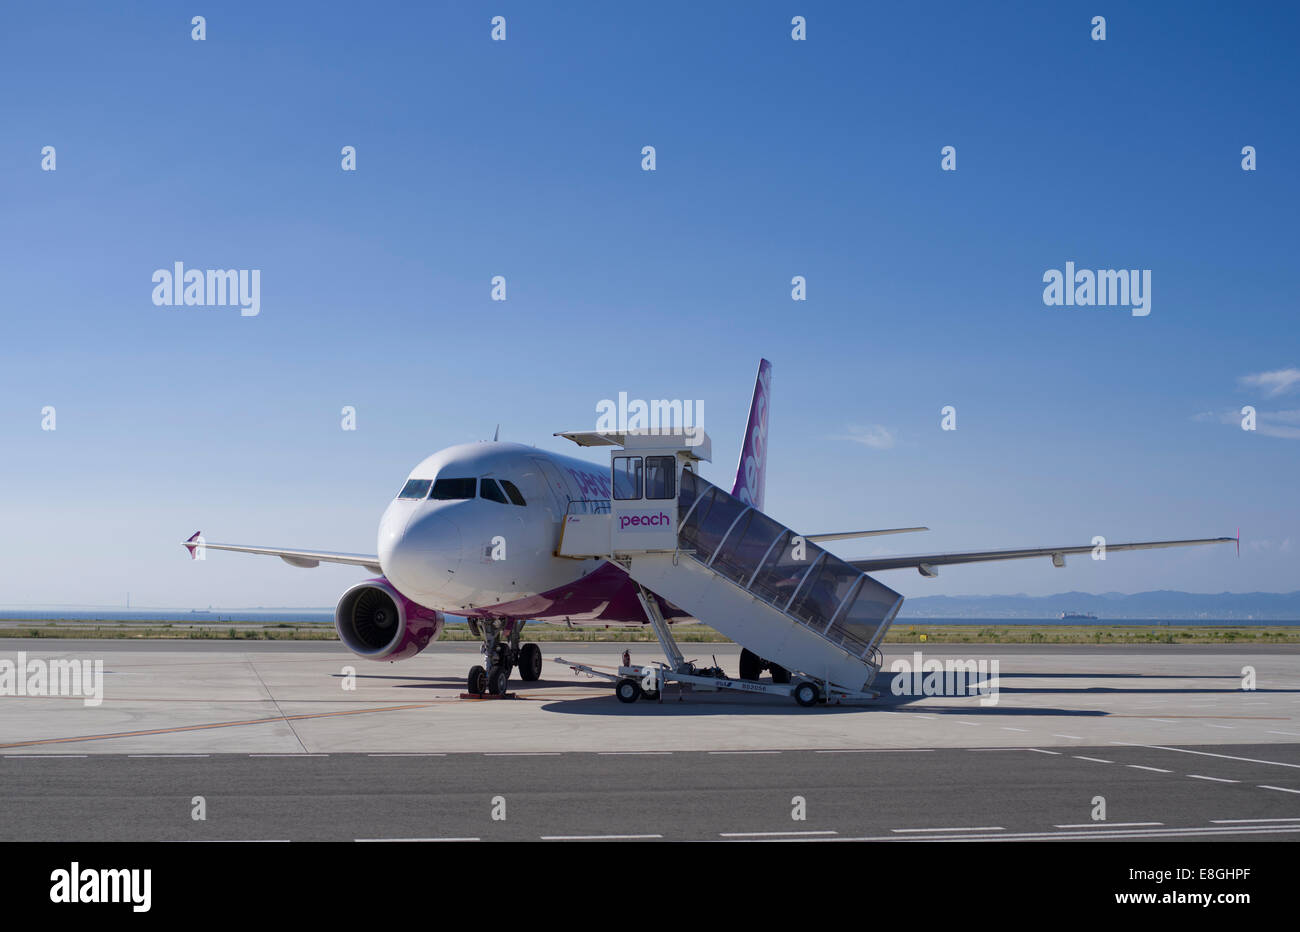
[1,1,1296,609]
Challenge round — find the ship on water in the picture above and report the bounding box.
[1059,610,1098,621]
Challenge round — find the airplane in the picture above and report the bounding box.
[182,359,1234,698]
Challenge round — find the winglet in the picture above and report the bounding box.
[184,531,202,559]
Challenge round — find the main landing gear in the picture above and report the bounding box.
[465,617,543,696]
[738,647,791,684]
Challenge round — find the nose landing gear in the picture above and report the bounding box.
[464,617,542,697]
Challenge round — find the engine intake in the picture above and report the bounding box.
[335,578,444,661]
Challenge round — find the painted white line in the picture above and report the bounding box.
[4,755,88,759]
[1028,748,1061,755]
[1205,724,1235,730]
[1054,822,1163,828]
[542,834,663,840]
[1124,745,1300,770]
[483,752,561,757]
[366,753,447,757]
[1073,756,1113,764]
[248,754,328,758]
[1259,785,1300,795]
[720,830,837,838]
[356,837,480,842]
[1001,727,1029,732]
[892,826,1005,834]
[815,749,933,754]
[956,721,981,727]
[175,839,291,843]
[708,750,781,755]
[1127,764,1172,773]
[128,754,210,758]
[1147,719,1178,724]
[1266,731,1300,737]
[1187,774,1239,784]
[1052,734,1083,740]
[826,825,1300,842]
[1211,817,1300,824]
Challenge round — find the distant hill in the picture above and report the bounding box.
[897,590,1300,620]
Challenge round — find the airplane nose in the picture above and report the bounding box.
[379,509,463,605]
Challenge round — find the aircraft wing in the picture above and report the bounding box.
[848,536,1235,576]
[805,527,928,543]
[182,532,382,573]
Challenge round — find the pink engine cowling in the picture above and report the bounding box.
[334,578,444,661]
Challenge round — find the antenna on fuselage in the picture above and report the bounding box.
[493,424,500,442]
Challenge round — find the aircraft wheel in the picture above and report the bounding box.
[487,665,510,695]
[518,643,543,682]
[467,665,487,695]
[738,648,762,681]
[770,664,791,684]
[793,681,820,708]
[615,678,642,704]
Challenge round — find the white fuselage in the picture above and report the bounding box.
[377,442,612,615]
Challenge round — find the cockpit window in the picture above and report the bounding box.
[397,479,432,500]
[480,478,509,504]
[430,477,477,500]
[500,480,527,506]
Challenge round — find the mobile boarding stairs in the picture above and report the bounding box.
[552,429,904,707]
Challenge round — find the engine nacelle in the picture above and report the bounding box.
[334,578,444,661]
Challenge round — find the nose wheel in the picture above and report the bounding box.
[465,618,541,696]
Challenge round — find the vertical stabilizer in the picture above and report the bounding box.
[731,359,772,510]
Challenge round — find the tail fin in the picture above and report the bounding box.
[731,358,772,509]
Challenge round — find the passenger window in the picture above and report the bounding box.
[613,456,643,500]
[500,480,527,507]
[397,479,432,500]
[430,478,477,500]
[480,478,508,504]
[644,456,676,500]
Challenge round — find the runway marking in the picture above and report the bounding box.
[356,837,480,842]
[1028,749,1061,755]
[3,754,87,759]
[484,752,560,757]
[1052,734,1083,740]
[173,839,291,843]
[127,754,210,758]
[1001,727,1029,732]
[827,825,1300,842]
[1259,785,1300,795]
[955,721,981,727]
[892,826,1004,834]
[1116,744,1300,770]
[1267,730,1300,737]
[543,834,664,840]
[1146,719,1178,724]
[708,750,781,755]
[249,753,329,757]
[1127,765,1172,773]
[0,702,440,749]
[366,753,446,757]
[596,751,673,756]
[1054,822,1162,828]
[1073,756,1112,764]
[1187,774,1238,784]
[815,749,933,754]
[1211,817,1300,824]
[1205,724,1235,730]
[720,830,837,838]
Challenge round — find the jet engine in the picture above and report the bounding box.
[334,578,444,661]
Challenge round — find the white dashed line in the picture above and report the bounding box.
[1073,756,1113,764]
[1187,774,1239,784]
[1123,745,1300,770]
[1052,734,1083,740]
[1054,822,1162,828]
[708,750,781,755]
[892,826,1004,834]
[1001,727,1029,732]
[1028,748,1061,755]
[1127,764,1172,773]
[543,834,664,840]
[1259,785,1300,795]
[720,830,837,837]
[4,755,88,759]
[356,837,480,842]
[1211,817,1300,824]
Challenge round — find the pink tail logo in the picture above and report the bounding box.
[732,359,772,510]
